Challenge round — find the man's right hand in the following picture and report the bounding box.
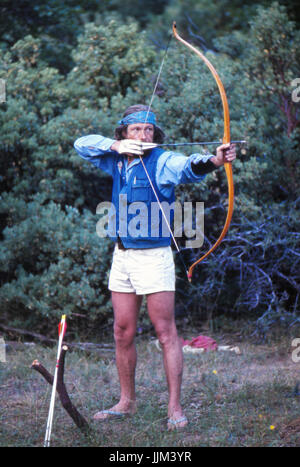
[111,140,157,156]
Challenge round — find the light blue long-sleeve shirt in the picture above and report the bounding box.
[74,135,214,198]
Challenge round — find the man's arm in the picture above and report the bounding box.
[190,143,236,175]
[74,135,116,158]
[74,135,117,175]
[157,143,237,188]
[190,154,217,176]
[156,151,215,189]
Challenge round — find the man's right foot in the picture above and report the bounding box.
[93,402,136,420]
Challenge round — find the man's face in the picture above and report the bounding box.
[125,123,154,142]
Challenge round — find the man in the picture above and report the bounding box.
[74,104,236,430]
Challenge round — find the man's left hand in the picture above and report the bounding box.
[212,143,236,167]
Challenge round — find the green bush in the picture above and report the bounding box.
[0,196,113,338]
[0,3,299,339]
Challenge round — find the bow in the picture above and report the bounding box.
[172,22,234,281]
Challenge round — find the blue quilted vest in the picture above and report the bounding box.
[110,147,175,248]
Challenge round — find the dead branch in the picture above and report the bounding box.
[31,345,90,432]
[0,323,114,354]
[1,323,57,344]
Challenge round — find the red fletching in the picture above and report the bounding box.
[58,319,67,338]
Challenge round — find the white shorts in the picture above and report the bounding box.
[108,244,175,295]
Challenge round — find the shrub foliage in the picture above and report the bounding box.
[0,1,299,338]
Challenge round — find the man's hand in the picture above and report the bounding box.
[111,140,157,156]
[211,143,237,168]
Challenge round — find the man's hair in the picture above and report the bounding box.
[114,104,165,143]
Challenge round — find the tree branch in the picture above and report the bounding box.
[31,345,90,432]
[0,323,114,354]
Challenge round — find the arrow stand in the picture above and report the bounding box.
[31,345,90,435]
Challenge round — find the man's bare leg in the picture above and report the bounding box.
[147,291,187,429]
[94,291,142,419]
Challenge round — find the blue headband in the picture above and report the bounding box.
[118,110,157,126]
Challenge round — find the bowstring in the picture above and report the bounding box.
[143,33,173,124]
[140,31,189,278]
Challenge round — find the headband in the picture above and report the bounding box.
[118,110,157,126]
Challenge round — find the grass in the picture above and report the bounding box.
[0,332,300,447]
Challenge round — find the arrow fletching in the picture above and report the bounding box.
[58,314,67,339]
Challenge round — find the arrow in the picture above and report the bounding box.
[44,314,67,447]
[158,140,246,147]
